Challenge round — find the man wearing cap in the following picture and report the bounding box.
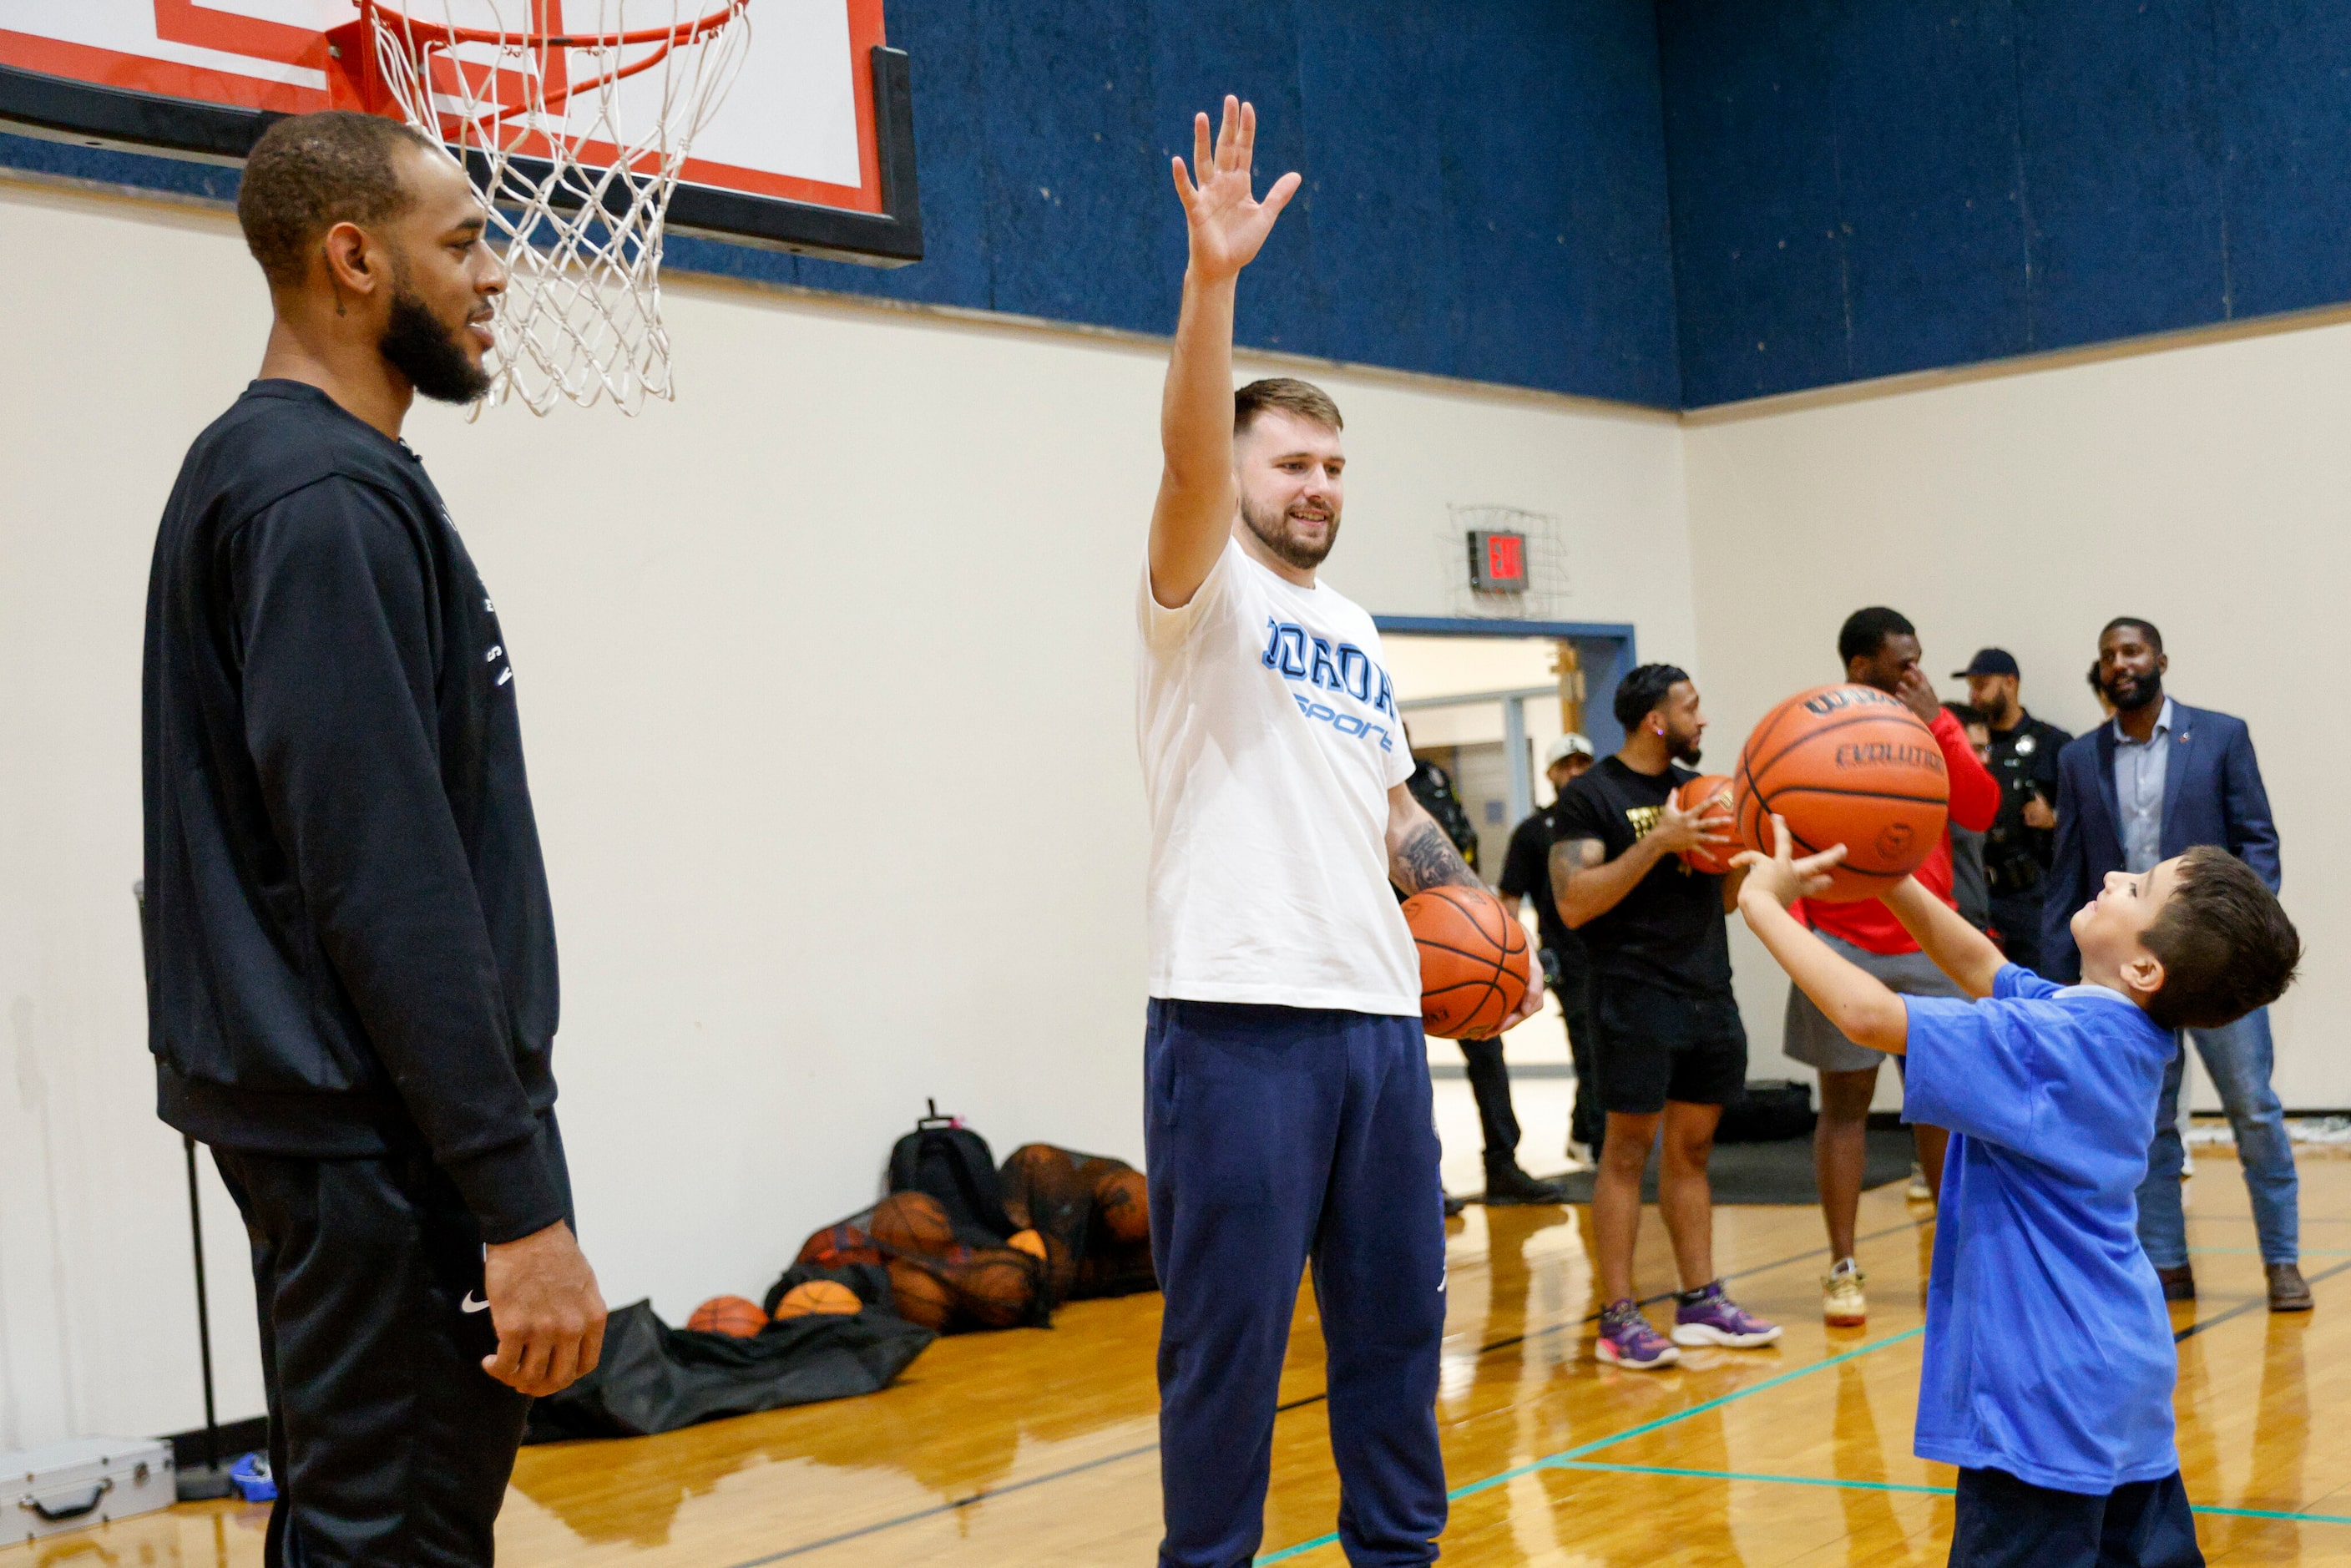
[1956,649,2071,974]
[1498,735,1600,1171]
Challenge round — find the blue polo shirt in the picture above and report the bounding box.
[1902,965,2180,1493]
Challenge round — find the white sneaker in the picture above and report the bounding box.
[1565,1141,1595,1171]
[1823,1257,1867,1328]
[1907,1161,1934,1202]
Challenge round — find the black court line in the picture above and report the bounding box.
[2174,1256,2351,1343]
[719,1211,1936,1565]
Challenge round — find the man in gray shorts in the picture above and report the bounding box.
[1787,609,2000,1328]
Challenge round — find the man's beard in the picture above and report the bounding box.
[1670,728,1703,766]
[2102,669,2162,712]
[1241,494,1339,572]
[381,284,493,404]
[1979,690,2018,726]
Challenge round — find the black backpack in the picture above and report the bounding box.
[887,1102,1014,1241]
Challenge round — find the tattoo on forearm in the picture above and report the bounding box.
[1395,822,1479,894]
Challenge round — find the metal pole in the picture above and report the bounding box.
[184,1134,220,1472]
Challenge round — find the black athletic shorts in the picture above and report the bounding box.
[1588,974,1747,1115]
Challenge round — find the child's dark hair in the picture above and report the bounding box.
[2140,847,2300,1031]
[1613,664,1691,731]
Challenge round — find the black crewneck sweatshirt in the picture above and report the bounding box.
[142,380,563,1242]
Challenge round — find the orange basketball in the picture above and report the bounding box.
[1094,1169,1150,1245]
[1675,773,1737,875]
[886,1260,954,1329]
[954,1251,1039,1329]
[1403,885,1532,1039]
[1734,684,1950,902]
[796,1222,882,1270]
[1007,1229,1047,1260]
[773,1281,862,1319]
[869,1191,956,1257]
[686,1294,767,1338]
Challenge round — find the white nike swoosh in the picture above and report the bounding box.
[461,1292,491,1314]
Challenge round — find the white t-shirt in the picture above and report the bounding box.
[1136,537,1421,1016]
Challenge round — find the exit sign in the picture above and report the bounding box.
[1468,529,1528,593]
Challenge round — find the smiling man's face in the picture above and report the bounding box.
[1235,407,1344,572]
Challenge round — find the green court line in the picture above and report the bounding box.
[1544,1461,2351,1527]
[1254,1328,1924,1563]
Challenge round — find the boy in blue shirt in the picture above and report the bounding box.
[1734,815,2300,1568]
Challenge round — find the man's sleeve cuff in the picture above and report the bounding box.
[445,1135,568,1244]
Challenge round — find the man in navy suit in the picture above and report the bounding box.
[2044,618,2308,1312]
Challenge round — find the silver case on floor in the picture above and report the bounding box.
[3,1436,177,1545]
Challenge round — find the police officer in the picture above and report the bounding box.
[1954,648,2070,974]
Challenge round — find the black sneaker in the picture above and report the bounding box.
[1483,1160,1566,1206]
[1443,1193,1468,1219]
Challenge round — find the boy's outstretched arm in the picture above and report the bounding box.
[1732,817,1909,1055]
[1881,877,2005,999]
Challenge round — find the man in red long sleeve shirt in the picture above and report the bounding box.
[1784,607,1999,1328]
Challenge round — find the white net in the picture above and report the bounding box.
[362,1,754,414]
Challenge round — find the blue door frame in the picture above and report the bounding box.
[1372,616,1639,759]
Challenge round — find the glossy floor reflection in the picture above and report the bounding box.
[14,1151,2348,1565]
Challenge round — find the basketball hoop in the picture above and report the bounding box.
[336,2,754,414]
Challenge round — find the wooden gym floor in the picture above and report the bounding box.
[16,1147,2351,1565]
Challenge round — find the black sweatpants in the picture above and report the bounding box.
[212,1115,569,1567]
[1457,1037,1520,1165]
[1951,1466,2202,1568]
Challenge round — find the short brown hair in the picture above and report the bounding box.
[2141,847,2300,1031]
[1234,377,1342,437]
[238,110,441,288]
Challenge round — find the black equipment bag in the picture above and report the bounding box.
[887,1101,1014,1241]
[523,1299,933,1441]
[1713,1079,1818,1144]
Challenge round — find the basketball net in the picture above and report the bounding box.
[351,2,753,414]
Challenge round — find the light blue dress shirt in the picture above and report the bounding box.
[2111,696,2176,874]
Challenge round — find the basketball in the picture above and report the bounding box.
[1675,773,1737,875]
[1403,885,1532,1039]
[1007,1229,1047,1260]
[1734,684,1950,901]
[1094,1169,1150,1244]
[887,1260,955,1330]
[955,1251,1039,1329]
[686,1295,768,1338]
[795,1222,882,1270]
[869,1191,957,1257]
[773,1281,862,1319]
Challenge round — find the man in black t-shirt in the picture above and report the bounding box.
[1955,648,2072,972]
[1550,665,1782,1370]
[1499,733,1600,1163]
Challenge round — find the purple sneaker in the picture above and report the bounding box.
[1595,1299,1681,1369]
[1671,1281,1782,1348]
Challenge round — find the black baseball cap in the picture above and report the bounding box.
[1954,648,2020,678]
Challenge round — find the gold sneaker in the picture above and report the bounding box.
[1823,1259,1867,1328]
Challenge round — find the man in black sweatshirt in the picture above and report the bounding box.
[143,111,603,1566]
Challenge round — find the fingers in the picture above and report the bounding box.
[1215,94,1239,169]
[541,1333,580,1396]
[1170,156,1196,212]
[1729,850,1765,869]
[515,1330,554,1396]
[579,1303,606,1378]
[1262,169,1302,220]
[1238,98,1256,171]
[1194,110,1213,182]
[1770,813,1795,859]
[483,1330,526,1390]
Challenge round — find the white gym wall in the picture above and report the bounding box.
[0,175,1695,1449]
[1685,318,2351,1110]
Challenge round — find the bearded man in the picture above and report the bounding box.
[143,111,604,1565]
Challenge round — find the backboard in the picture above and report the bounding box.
[0,1,920,263]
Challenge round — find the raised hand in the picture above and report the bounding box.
[1647,789,1738,859]
[1731,814,1847,909]
[1171,95,1302,283]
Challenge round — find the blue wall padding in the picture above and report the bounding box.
[13,1,2351,409]
[1658,0,2351,407]
[0,0,1680,406]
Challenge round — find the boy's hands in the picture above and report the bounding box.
[1732,814,1847,909]
[1171,97,1302,283]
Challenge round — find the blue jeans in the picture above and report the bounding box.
[2134,1007,2298,1268]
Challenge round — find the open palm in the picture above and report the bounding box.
[1172,95,1302,281]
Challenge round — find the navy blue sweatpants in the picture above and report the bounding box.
[1145,999,1449,1568]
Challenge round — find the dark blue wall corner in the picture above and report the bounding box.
[1659,0,2351,408]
